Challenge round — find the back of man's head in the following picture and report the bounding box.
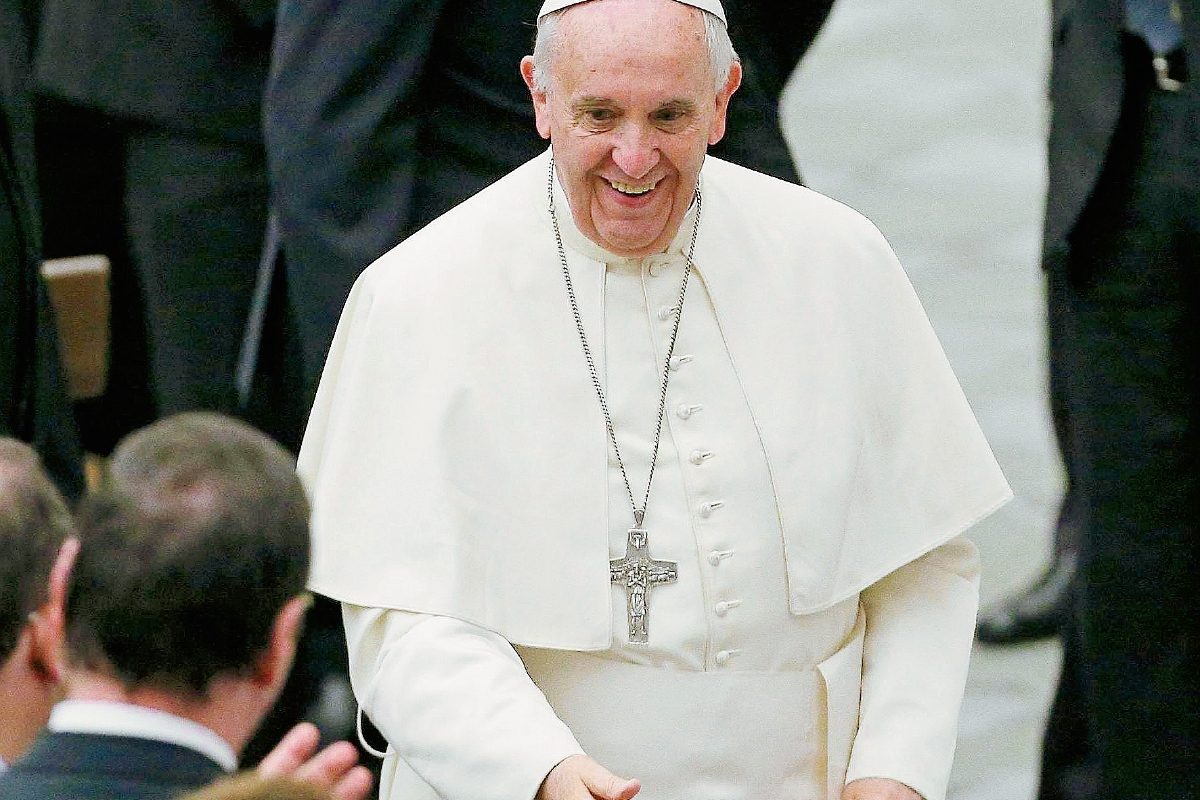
[0,439,74,665]
[66,412,310,698]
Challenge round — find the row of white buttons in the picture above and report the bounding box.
[657,317,741,668]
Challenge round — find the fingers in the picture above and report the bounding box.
[579,760,640,800]
[257,721,321,777]
[292,740,360,787]
[539,754,640,800]
[258,723,375,800]
[330,764,376,800]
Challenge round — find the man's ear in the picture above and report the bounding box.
[253,594,310,692]
[27,538,81,684]
[708,61,742,146]
[521,56,554,140]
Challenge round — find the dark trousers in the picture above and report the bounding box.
[35,99,155,454]
[1047,265,1086,560]
[35,99,271,452]
[1039,40,1200,800]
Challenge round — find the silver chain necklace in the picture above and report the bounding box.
[547,156,701,643]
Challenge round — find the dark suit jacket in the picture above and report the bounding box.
[715,0,836,179]
[0,0,83,500]
[263,0,836,398]
[33,0,274,142]
[0,731,226,799]
[1043,0,1199,257]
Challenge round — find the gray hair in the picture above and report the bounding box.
[530,4,738,94]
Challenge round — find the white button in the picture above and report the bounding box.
[714,601,730,617]
[715,650,731,666]
[647,257,671,277]
[698,500,724,519]
[676,403,702,419]
[707,549,733,566]
[658,305,678,321]
[689,449,714,465]
[669,354,693,371]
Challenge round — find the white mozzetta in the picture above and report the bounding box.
[300,149,1009,641]
[303,149,1010,799]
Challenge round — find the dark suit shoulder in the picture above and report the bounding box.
[0,732,225,800]
[34,0,271,140]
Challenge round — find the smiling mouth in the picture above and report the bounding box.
[609,178,659,196]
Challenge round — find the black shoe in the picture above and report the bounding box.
[976,554,1076,645]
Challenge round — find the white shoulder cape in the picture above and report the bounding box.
[299,149,1011,650]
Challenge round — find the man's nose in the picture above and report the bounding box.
[611,125,660,180]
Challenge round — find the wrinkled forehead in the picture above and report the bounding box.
[538,0,726,25]
[547,2,718,97]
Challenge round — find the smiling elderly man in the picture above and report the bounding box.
[297,1,1012,799]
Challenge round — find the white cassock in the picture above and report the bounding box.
[300,150,1012,800]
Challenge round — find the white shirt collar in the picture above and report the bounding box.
[48,699,237,772]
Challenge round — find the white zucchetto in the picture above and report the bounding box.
[537,0,727,25]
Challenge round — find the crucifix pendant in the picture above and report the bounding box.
[610,526,677,644]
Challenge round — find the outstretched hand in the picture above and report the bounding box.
[258,721,375,800]
[537,754,641,800]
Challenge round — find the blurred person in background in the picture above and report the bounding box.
[31,0,293,456]
[181,772,344,800]
[31,0,335,761]
[1034,1,1198,799]
[0,0,84,503]
[0,413,373,800]
[0,437,75,771]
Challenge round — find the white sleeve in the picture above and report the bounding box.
[342,605,586,800]
[843,535,981,800]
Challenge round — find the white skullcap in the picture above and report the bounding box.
[537,0,727,25]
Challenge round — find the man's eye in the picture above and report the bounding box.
[653,108,689,127]
[587,108,616,122]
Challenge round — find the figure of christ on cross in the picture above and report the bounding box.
[610,528,678,644]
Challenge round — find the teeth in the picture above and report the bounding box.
[610,179,657,195]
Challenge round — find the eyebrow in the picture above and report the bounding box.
[655,99,697,116]
[569,97,699,114]
[572,97,614,113]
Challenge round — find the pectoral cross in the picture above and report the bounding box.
[610,526,677,644]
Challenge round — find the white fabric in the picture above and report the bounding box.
[537,0,727,24]
[313,150,1008,800]
[345,536,980,800]
[345,611,585,800]
[48,699,237,771]
[300,150,1011,647]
